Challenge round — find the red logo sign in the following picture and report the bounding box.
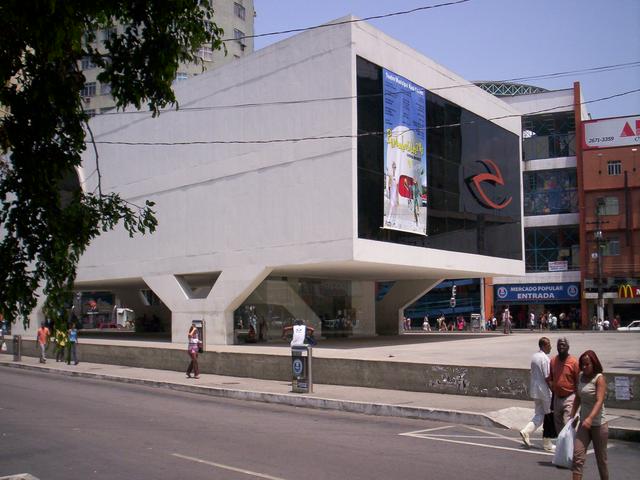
[467,159,513,210]
[620,120,640,137]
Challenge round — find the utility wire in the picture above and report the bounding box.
[100,60,640,117]
[94,87,640,147]
[222,0,472,43]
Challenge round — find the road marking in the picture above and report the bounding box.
[172,453,287,480]
[400,426,606,456]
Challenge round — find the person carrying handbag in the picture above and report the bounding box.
[569,350,609,480]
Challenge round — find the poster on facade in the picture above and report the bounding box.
[382,68,427,235]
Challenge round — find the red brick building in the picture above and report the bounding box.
[578,113,640,325]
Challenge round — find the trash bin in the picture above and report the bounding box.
[291,345,313,393]
[13,335,22,362]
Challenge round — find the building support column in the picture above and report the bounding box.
[144,266,271,346]
[375,279,443,335]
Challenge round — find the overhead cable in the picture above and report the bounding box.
[222,0,473,43]
[94,87,640,147]
[99,60,640,117]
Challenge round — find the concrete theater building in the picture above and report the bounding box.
[18,17,524,345]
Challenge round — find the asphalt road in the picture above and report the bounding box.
[1,368,638,480]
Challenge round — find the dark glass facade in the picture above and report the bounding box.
[357,57,522,260]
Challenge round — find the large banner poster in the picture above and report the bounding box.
[382,69,427,235]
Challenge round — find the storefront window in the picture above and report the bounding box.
[233,277,372,344]
[77,291,114,328]
[523,169,578,215]
[525,226,580,272]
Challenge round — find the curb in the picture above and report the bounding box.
[2,360,637,441]
[1,361,505,429]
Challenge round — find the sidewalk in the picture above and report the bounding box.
[2,353,639,442]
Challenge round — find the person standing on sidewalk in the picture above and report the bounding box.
[520,337,555,451]
[36,321,50,363]
[546,337,580,435]
[67,323,79,365]
[570,350,609,480]
[186,324,201,379]
[54,325,68,362]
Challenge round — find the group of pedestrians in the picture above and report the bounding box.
[36,321,79,365]
[520,336,609,479]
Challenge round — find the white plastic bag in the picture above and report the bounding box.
[553,415,579,468]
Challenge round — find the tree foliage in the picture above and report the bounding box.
[0,1,224,327]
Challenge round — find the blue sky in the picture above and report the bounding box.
[253,0,640,119]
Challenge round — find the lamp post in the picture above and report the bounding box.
[594,228,605,324]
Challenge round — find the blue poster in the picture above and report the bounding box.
[495,283,580,303]
[382,69,427,235]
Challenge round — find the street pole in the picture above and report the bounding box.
[594,203,605,325]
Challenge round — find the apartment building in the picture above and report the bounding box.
[80,0,255,115]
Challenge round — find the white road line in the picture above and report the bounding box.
[465,425,523,444]
[399,425,453,436]
[172,453,287,480]
[405,435,555,456]
[418,434,515,439]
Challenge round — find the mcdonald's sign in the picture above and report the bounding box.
[618,284,640,299]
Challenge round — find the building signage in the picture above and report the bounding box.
[548,260,568,272]
[495,283,580,303]
[583,115,640,149]
[618,283,640,299]
[382,68,427,235]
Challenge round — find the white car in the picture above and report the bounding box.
[617,320,640,332]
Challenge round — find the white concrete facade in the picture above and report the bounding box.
[18,17,524,344]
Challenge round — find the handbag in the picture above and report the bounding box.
[553,415,579,468]
[543,412,557,439]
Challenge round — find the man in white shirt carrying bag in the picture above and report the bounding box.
[520,336,556,452]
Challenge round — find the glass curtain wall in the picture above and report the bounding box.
[523,169,578,215]
[525,226,580,272]
[522,112,576,161]
[234,277,371,344]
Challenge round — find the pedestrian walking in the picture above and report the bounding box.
[422,316,431,332]
[519,337,556,452]
[546,337,580,435]
[67,323,79,365]
[36,321,50,363]
[570,350,609,480]
[528,311,536,331]
[501,306,512,335]
[54,326,68,362]
[186,324,201,379]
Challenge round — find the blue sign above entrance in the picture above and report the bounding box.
[495,283,580,303]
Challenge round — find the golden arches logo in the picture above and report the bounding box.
[618,284,635,299]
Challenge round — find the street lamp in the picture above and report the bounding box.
[594,220,605,324]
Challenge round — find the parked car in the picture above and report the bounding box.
[617,320,640,332]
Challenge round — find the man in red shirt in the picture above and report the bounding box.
[546,337,580,435]
[36,321,50,363]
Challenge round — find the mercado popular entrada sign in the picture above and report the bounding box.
[495,283,580,302]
